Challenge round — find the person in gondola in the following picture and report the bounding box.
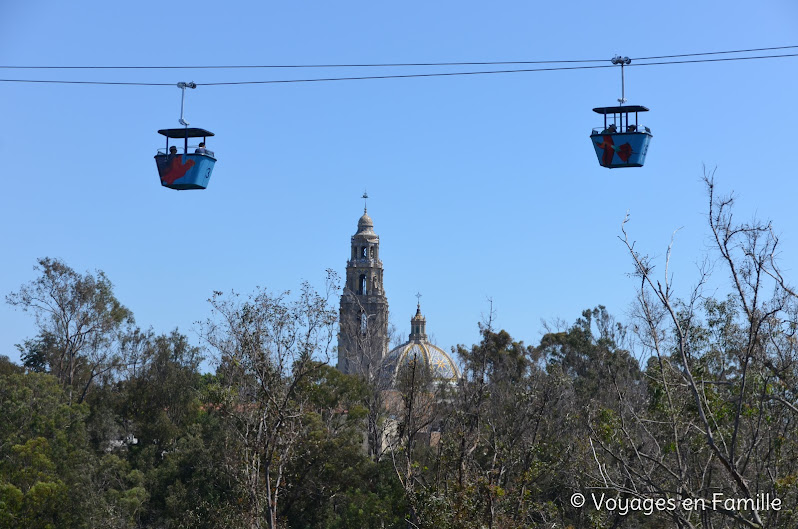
[157,146,179,172]
[195,142,207,154]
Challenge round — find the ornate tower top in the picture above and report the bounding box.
[354,192,377,240]
[410,294,427,342]
[338,199,389,376]
[356,211,375,237]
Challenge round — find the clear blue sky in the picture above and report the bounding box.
[2,1,797,367]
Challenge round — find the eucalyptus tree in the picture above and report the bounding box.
[201,274,339,529]
[7,258,133,404]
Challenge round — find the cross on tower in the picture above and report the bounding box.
[362,190,369,212]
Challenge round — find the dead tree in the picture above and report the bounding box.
[604,173,798,529]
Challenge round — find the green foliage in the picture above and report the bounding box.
[0,373,91,528]
[7,257,134,404]
[540,306,640,405]
[3,250,797,528]
[281,365,406,528]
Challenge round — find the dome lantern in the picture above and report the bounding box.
[410,296,427,342]
[381,303,460,384]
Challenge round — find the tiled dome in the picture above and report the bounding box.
[381,303,460,383]
[382,341,460,382]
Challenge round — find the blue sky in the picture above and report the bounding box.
[2,1,797,367]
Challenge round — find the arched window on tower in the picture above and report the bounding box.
[360,312,368,335]
[370,246,375,258]
[359,274,367,295]
[361,246,368,258]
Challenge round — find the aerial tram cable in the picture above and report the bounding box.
[153,82,217,190]
[196,52,798,85]
[1,52,797,86]
[0,64,616,86]
[631,44,798,61]
[0,58,608,69]
[1,44,797,70]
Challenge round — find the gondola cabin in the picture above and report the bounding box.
[155,128,216,190]
[590,106,652,168]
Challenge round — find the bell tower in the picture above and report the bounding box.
[338,197,389,377]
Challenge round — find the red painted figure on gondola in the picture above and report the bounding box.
[595,135,615,166]
[616,142,633,162]
[159,146,196,185]
[595,135,634,166]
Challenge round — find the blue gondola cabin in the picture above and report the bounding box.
[155,128,217,190]
[590,105,652,168]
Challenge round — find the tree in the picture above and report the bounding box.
[338,292,395,462]
[121,329,204,448]
[0,355,22,376]
[443,323,576,529]
[605,174,798,528]
[280,364,406,529]
[385,352,439,528]
[0,372,92,529]
[201,275,339,529]
[7,258,133,404]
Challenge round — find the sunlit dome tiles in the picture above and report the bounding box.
[382,341,460,383]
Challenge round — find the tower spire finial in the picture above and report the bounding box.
[362,190,369,213]
[410,293,427,342]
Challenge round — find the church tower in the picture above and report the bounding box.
[338,202,389,376]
